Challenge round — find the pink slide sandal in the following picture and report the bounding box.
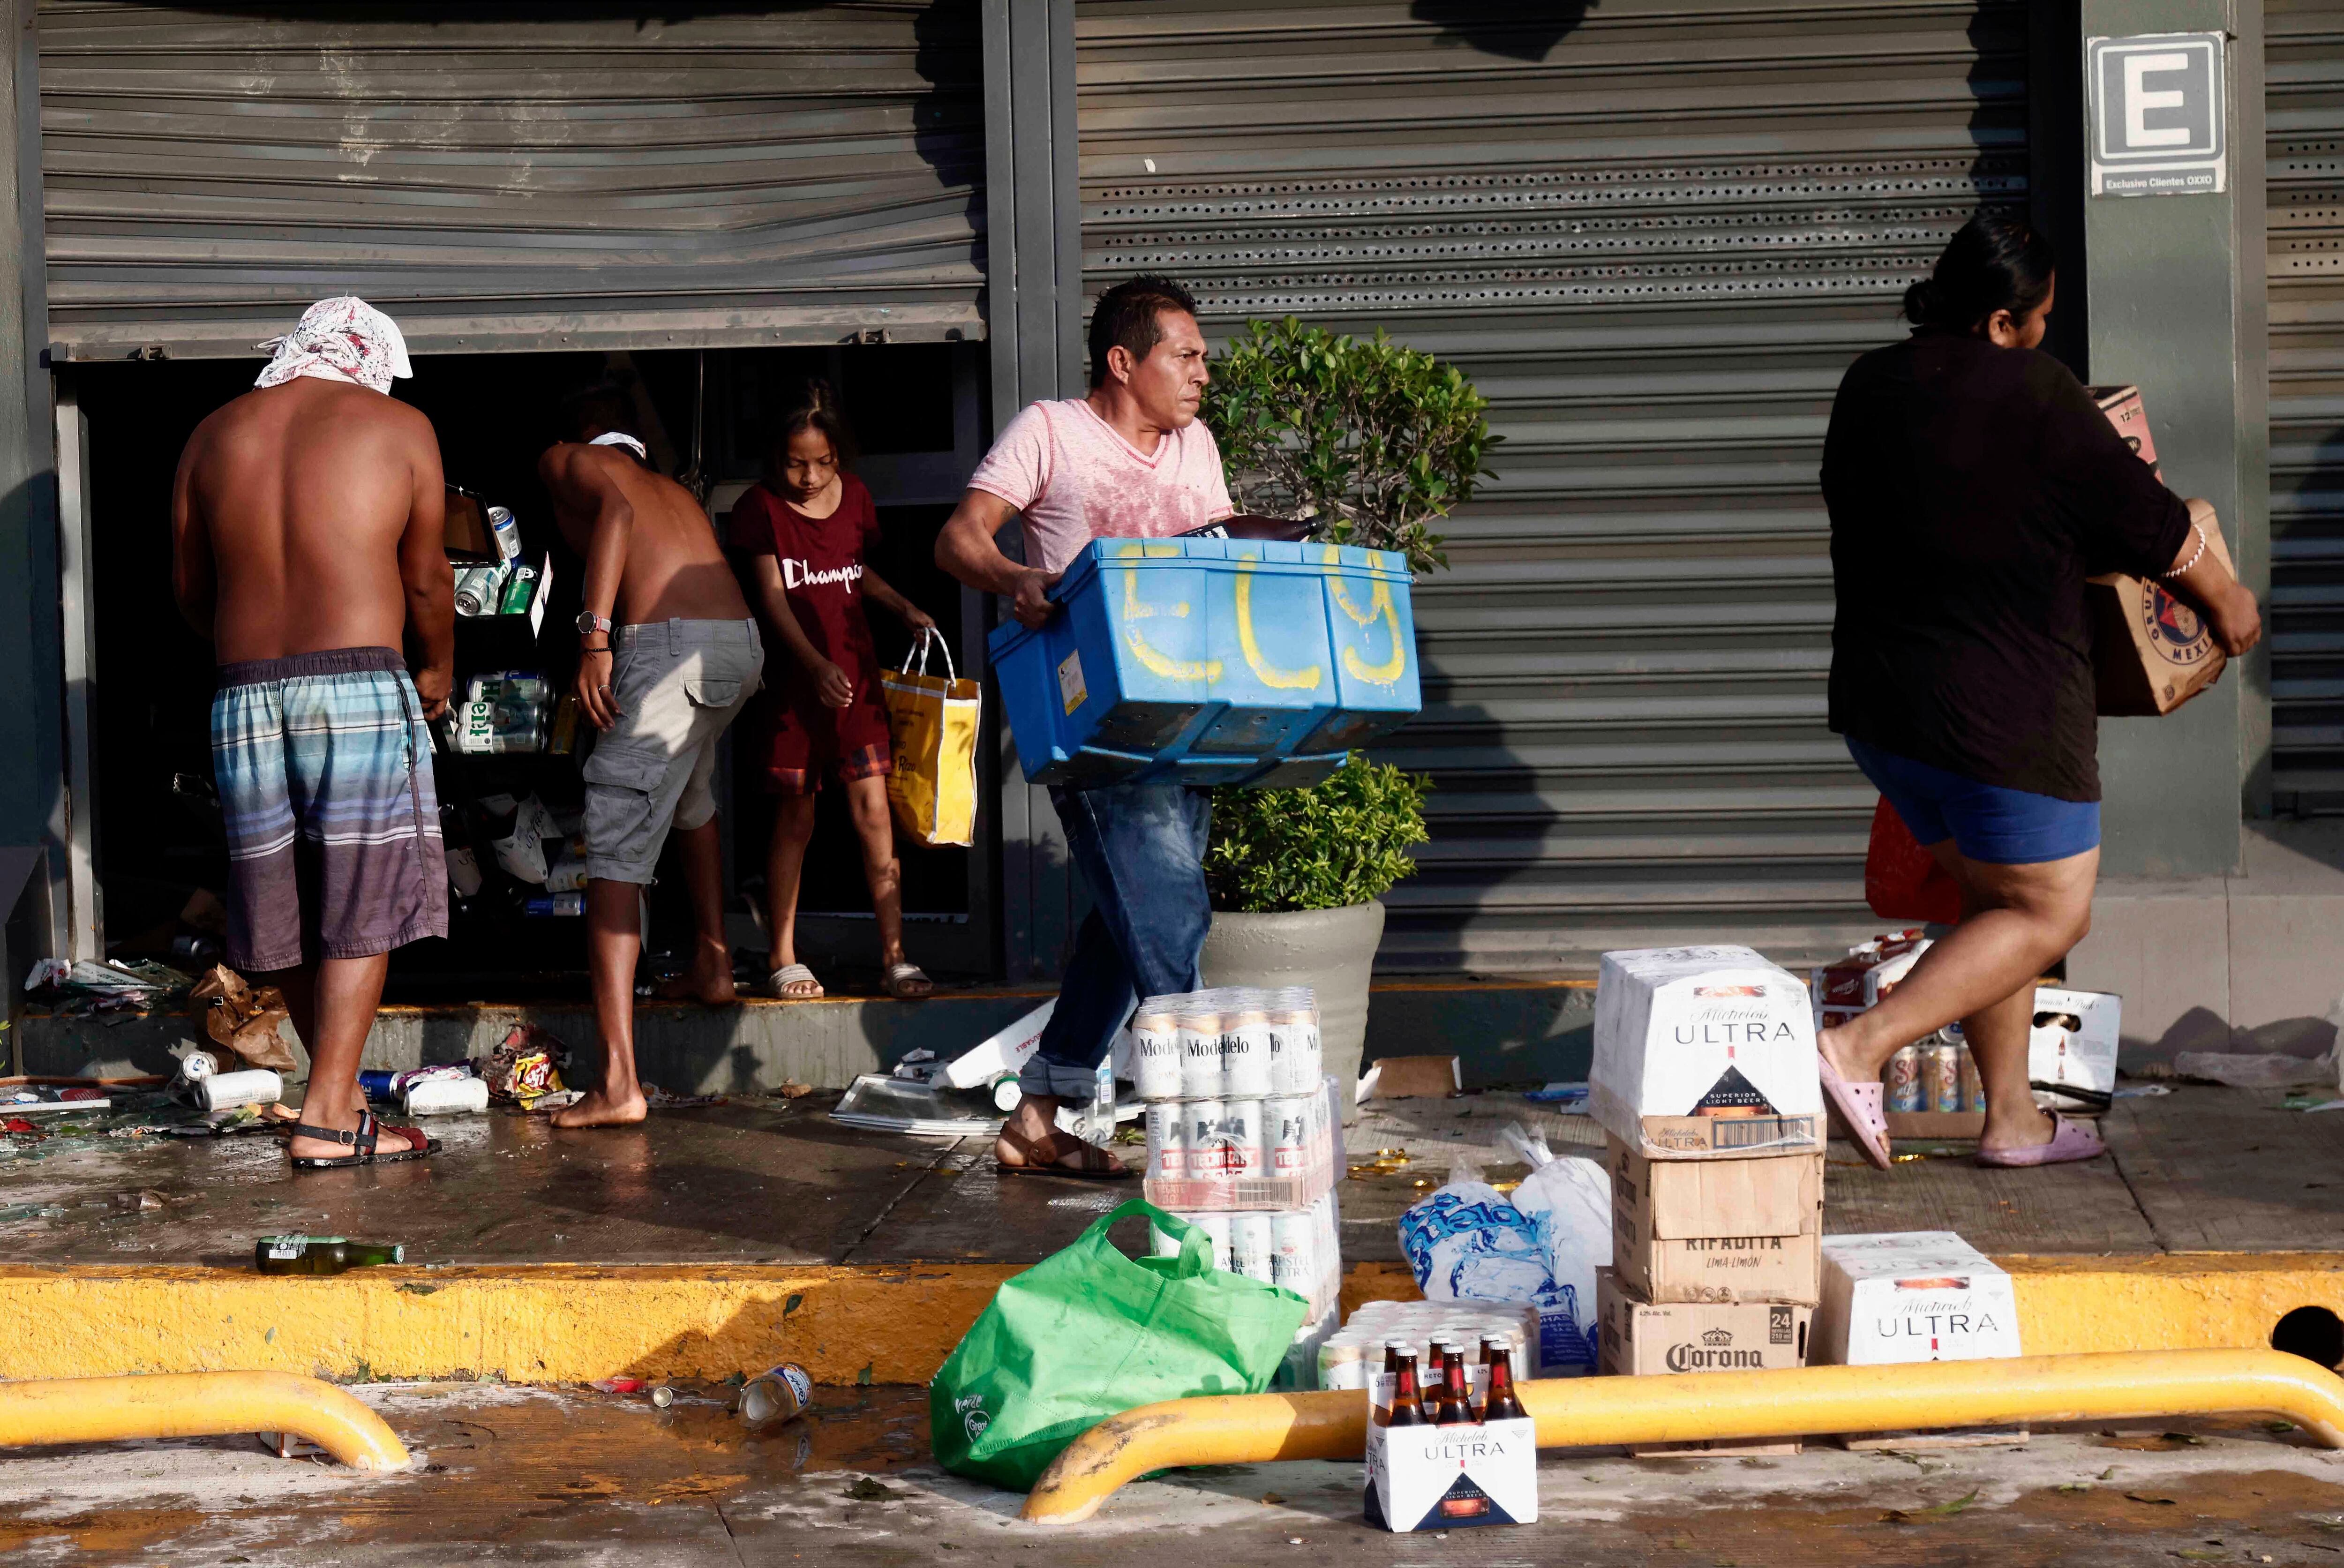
[1818,1052,1893,1171]
[1975,1112,2107,1168]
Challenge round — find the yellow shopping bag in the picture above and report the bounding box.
[882,627,982,848]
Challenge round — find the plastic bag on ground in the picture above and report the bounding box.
[1398,1160,1559,1307]
[1493,1122,1611,1374]
[931,1200,1306,1491]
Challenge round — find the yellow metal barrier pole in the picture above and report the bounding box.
[1023,1348,2344,1524]
[0,1371,410,1471]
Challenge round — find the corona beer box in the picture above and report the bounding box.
[1364,1373,1537,1531]
[986,537,1420,788]
[1606,1138,1825,1305]
[1596,1268,1812,1456]
[1591,945,1826,1159]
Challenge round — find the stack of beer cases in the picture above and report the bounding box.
[1588,945,1827,1457]
[1130,989,1344,1384]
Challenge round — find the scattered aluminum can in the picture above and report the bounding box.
[1886,1045,1924,1114]
[737,1362,812,1426]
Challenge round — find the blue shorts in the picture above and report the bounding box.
[1846,737,2100,866]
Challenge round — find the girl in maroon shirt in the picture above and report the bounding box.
[730,381,935,999]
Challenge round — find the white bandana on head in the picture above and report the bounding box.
[590,431,649,461]
[254,296,413,395]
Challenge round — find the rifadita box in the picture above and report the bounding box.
[1592,945,1825,1158]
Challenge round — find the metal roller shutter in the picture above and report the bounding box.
[36,2,986,360]
[1075,0,2028,971]
[2269,0,2344,814]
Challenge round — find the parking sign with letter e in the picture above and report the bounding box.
[2087,32,2227,197]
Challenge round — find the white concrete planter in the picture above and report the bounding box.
[1200,899,1387,1107]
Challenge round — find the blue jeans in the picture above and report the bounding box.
[1018,781,1212,1099]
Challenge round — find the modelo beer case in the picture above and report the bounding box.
[1590,945,1826,1158]
[987,537,1420,789]
[1364,1373,1537,1532]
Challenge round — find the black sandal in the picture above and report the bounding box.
[287,1110,439,1170]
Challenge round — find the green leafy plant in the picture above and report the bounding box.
[1206,755,1431,914]
[1202,317,1499,576]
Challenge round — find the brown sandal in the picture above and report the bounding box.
[995,1123,1134,1182]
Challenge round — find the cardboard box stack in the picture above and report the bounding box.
[1590,945,1826,1455]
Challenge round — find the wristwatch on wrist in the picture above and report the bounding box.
[576,610,612,638]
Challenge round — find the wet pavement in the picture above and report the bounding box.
[10,1381,2344,1564]
[2,1081,2337,1266]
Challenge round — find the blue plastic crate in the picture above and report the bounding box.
[988,537,1420,788]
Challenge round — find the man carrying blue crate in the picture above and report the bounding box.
[936,276,1233,1179]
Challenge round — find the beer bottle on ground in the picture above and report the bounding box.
[1387,1352,1430,1427]
[1482,1340,1529,1422]
[1434,1347,1476,1425]
[254,1235,406,1275]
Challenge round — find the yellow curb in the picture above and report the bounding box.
[3,1253,2338,1386]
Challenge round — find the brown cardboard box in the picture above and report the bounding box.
[1596,1269,1809,1456]
[2083,383,2231,717]
[1357,1055,1460,1100]
[1607,1137,1824,1305]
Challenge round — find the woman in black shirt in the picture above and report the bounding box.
[1815,212,2261,1172]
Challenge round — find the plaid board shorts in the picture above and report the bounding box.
[211,647,448,971]
[764,689,893,798]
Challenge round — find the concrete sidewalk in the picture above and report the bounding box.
[10,1380,2344,1565]
[4,1081,2344,1383]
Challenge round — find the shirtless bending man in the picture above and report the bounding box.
[541,385,764,1129]
[171,296,453,1170]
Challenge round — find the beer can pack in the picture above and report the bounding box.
[1886,1045,1924,1114]
[1958,1047,1986,1113]
[1266,989,1324,1096]
[1194,1211,1234,1272]
[1270,1208,1318,1298]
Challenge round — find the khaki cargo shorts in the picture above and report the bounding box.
[583,618,764,885]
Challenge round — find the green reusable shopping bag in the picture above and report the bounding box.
[930,1199,1310,1491]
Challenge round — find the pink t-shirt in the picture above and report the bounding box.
[966,398,1234,574]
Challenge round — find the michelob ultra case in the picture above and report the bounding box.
[1591,946,1825,1159]
[1364,1372,1537,1532]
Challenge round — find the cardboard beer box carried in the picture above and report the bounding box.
[1597,1268,1811,1456]
[2085,386,2233,717]
[1363,1371,1537,1532]
[1592,945,1825,1159]
[1607,1138,1825,1305]
[1813,1230,2025,1448]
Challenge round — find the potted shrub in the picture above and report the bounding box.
[1202,315,1498,575]
[1196,317,1492,1094]
[1200,756,1431,1100]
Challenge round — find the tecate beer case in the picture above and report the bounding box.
[1364,1373,1538,1532]
[1592,946,1825,1158]
[1812,1231,2022,1366]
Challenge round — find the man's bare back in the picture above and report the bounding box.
[539,443,750,628]
[172,376,453,715]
